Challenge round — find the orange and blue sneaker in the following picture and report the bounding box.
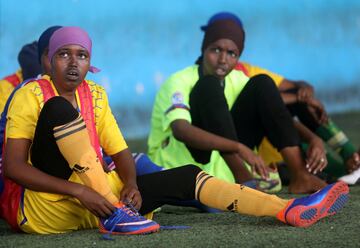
[277,181,349,227]
[99,202,160,235]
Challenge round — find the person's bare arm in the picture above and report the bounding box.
[111,148,142,210]
[293,121,327,174]
[304,97,328,124]
[278,78,298,91]
[279,79,328,124]
[171,119,240,152]
[171,119,267,179]
[279,79,314,102]
[3,138,114,217]
[280,92,298,105]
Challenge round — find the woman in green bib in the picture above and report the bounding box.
[148,19,327,194]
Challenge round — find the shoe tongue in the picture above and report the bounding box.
[114,202,125,208]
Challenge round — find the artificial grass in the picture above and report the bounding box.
[1,186,359,248]
[0,112,359,247]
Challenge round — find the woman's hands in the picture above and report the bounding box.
[111,149,142,210]
[72,184,115,218]
[305,136,327,174]
[72,182,143,217]
[237,143,269,179]
[120,183,142,210]
[296,83,314,102]
[305,98,328,125]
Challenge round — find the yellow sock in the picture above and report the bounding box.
[54,114,118,204]
[195,171,289,217]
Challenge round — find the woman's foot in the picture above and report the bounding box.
[345,151,360,173]
[289,173,327,194]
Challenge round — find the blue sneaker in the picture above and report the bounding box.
[277,181,349,227]
[99,202,160,235]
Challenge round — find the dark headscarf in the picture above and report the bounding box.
[196,19,245,64]
[17,41,42,79]
[200,12,243,31]
[37,25,63,63]
[201,19,245,53]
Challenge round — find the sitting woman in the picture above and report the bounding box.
[148,19,327,194]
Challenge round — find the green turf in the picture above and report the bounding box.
[0,112,359,247]
[1,187,359,247]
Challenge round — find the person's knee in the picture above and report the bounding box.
[182,164,203,177]
[191,75,224,99]
[43,96,74,114]
[188,149,211,165]
[40,96,79,127]
[250,74,276,89]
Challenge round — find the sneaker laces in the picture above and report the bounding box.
[123,200,149,220]
[101,202,143,240]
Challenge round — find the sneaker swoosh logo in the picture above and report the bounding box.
[115,220,153,226]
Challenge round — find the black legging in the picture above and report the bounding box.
[30,96,202,215]
[187,74,300,164]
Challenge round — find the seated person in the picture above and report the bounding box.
[0,41,42,113]
[0,26,162,183]
[201,12,360,184]
[0,26,349,235]
[148,18,326,194]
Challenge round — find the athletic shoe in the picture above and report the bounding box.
[338,167,360,185]
[277,181,349,227]
[99,202,160,235]
[244,162,282,193]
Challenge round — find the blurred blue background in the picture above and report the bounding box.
[1,0,359,138]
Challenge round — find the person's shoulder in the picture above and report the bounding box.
[15,78,42,93]
[84,79,108,102]
[239,60,270,71]
[1,70,21,85]
[84,79,106,91]
[164,65,199,86]
[8,79,41,108]
[0,77,12,87]
[170,65,198,78]
[12,75,54,99]
[239,60,280,74]
[227,67,249,82]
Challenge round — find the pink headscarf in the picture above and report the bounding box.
[48,26,100,73]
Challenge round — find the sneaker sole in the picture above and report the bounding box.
[286,181,349,227]
[99,223,160,235]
